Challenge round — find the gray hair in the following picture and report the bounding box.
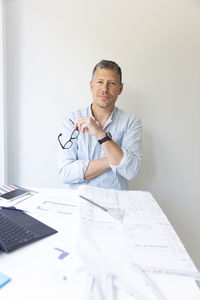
[92,60,122,83]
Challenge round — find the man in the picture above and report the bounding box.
[58,60,142,190]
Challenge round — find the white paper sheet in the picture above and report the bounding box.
[72,185,200,300]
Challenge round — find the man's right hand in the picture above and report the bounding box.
[75,116,106,139]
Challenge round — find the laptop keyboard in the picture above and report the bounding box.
[0,213,38,253]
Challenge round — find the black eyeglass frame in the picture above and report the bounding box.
[58,119,79,149]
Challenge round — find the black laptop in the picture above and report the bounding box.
[0,207,57,253]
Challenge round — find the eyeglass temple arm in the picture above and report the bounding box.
[69,118,75,125]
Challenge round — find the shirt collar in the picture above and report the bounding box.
[88,104,117,124]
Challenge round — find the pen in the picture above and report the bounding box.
[79,195,125,222]
[79,195,108,212]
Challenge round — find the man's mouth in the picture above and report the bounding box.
[98,95,110,99]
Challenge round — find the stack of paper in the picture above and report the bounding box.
[67,185,200,300]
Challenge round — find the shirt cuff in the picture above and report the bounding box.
[110,149,136,174]
[109,149,126,175]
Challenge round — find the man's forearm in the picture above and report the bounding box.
[101,139,123,166]
[84,157,110,180]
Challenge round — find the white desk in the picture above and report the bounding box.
[0,187,200,300]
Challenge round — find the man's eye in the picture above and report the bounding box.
[110,82,116,85]
[97,81,103,84]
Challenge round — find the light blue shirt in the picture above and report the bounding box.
[58,105,142,190]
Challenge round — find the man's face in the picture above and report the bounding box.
[90,68,123,110]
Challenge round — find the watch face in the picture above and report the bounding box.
[107,132,112,139]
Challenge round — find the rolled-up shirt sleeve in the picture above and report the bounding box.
[58,117,89,184]
[59,158,89,184]
[110,117,142,180]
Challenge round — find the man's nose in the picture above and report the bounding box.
[101,82,109,92]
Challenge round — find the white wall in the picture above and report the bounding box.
[5,0,200,268]
[0,0,6,184]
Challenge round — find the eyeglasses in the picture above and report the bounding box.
[58,119,79,149]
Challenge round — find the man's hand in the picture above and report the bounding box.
[75,116,105,139]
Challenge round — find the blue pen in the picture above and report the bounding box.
[0,273,11,288]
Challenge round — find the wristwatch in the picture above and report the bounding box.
[98,132,112,145]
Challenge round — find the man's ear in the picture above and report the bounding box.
[119,83,123,95]
[90,80,93,90]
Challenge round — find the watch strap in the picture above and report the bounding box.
[98,132,112,145]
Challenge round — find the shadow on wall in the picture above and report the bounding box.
[128,127,156,191]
